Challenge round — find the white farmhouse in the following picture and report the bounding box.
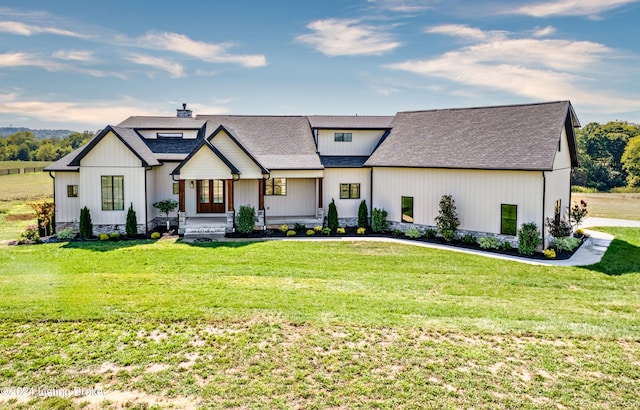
[46,101,579,247]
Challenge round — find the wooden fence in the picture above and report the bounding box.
[0,167,44,175]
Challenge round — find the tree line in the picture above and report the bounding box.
[0,131,93,162]
[572,121,640,191]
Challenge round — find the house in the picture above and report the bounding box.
[45,101,579,246]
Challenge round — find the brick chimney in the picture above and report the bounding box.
[176,103,192,118]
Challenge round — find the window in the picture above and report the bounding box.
[213,179,224,204]
[199,180,209,203]
[401,196,413,223]
[157,132,183,139]
[265,178,287,196]
[173,182,180,195]
[334,132,352,142]
[501,204,517,236]
[67,185,78,198]
[101,176,124,210]
[340,183,360,199]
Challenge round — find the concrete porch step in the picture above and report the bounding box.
[184,226,227,236]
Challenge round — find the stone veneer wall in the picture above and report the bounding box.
[387,221,519,247]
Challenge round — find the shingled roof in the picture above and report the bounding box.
[308,115,394,129]
[366,101,579,171]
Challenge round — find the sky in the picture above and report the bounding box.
[0,0,639,131]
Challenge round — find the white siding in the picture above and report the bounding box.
[317,129,386,156]
[81,132,141,167]
[147,163,180,221]
[323,168,371,218]
[54,172,80,223]
[544,167,572,241]
[178,147,234,180]
[372,168,544,234]
[210,131,264,179]
[79,166,146,226]
[137,130,199,139]
[269,170,323,178]
[553,128,573,170]
[235,179,259,210]
[265,178,316,216]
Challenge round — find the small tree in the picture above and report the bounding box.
[327,198,339,230]
[435,195,460,242]
[79,206,93,239]
[371,208,388,233]
[153,199,179,231]
[126,203,138,236]
[357,199,369,228]
[237,205,256,235]
[29,201,55,237]
[545,216,572,238]
[518,222,542,256]
[569,200,588,229]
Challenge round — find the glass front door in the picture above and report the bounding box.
[196,179,225,213]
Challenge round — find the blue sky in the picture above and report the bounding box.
[1,0,639,131]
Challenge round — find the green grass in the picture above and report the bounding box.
[0,230,639,408]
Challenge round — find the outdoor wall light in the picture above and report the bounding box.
[189,180,194,189]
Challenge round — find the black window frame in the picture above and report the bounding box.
[101,175,124,211]
[334,132,352,142]
[157,132,183,139]
[339,183,360,199]
[264,178,287,196]
[67,185,78,198]
[401,196,414,223]
[500,204,518,236]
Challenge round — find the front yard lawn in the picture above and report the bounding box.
[0,228,638,408]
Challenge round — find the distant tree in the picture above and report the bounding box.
[622,136,640,187]
[35,143,57,161]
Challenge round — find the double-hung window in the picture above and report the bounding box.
[265,178,287,196]
[101,176,124,210]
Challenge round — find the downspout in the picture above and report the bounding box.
[369,167,374,223]
[144,167,150,234]
[541,171,546,249]
[48,172,56,233]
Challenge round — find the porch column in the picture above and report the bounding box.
[258,179,265,210]
[318,177,323,208]
[178,180,185,212]
[227,179,234,212]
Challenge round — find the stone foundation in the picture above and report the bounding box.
[387,221,519,247]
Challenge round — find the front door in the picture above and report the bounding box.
[196,179,225,213]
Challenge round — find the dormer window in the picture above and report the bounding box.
[334,132,352,142]
[157,132,183,139]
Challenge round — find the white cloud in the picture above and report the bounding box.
[388,25,640,113]
[367,0,436,12]
[138,31,267,68]
[512,0,640,17]
[296,18,401,56]
[0,20,85,37]
[125,54,185,78]
[0,52,62,70]
[426,24,508,41]
[52,50,95,62]
[532,26,556,37]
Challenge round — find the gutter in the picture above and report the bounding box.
[542,171,546,249]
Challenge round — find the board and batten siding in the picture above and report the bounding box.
[234,179,260,211]
[323,168,371,218]
[78,131,146,226]
[316,130,386,156]
[265,178,316,217]
[147,163,180,221]
[178,147,234,180]
[371,167,544,235]
[210,131,264,179]
[54,172,80,223]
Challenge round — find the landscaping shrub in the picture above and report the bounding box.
[306,229,315,236]
[356,227,366,235]
[279,224,289,233]
[19,224,40,244]
[392,229,403,237]
[56,228,75,241]
[569,200,588,228]
[30,201,54,237]
[435,195,460,243]
[237,205,256,235]
[79,206,93,239]
[461,234,476,245]
[424,229,437,239]
[336,227,346,235]
[322,227,331,235]
[405,227,421,239]
[314,225,323,232]
[126,203,137,236]
[544,248,557,259]
[328,199,339,230]
[153,199,178,231]
[371,208,388,233]
[99,233,109,241]
[518,222,541,255]
[295,223,306,231]
[109,232,120,241]
[551,236,581,252]
[546,216,572,238]
[478,236,500,250]
[501,241,513,251]
[358,199,369,228]
[286,230,296,237]
[150,232,161,239]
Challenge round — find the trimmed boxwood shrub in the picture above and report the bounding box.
[150,232,161,239]
[518,222,541,256]
[328,199,339,230]
[79,206,93,239]
[371,208,388,233]
[237,205,256,235]
[126,203,137,237]
[358,199,369,228]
